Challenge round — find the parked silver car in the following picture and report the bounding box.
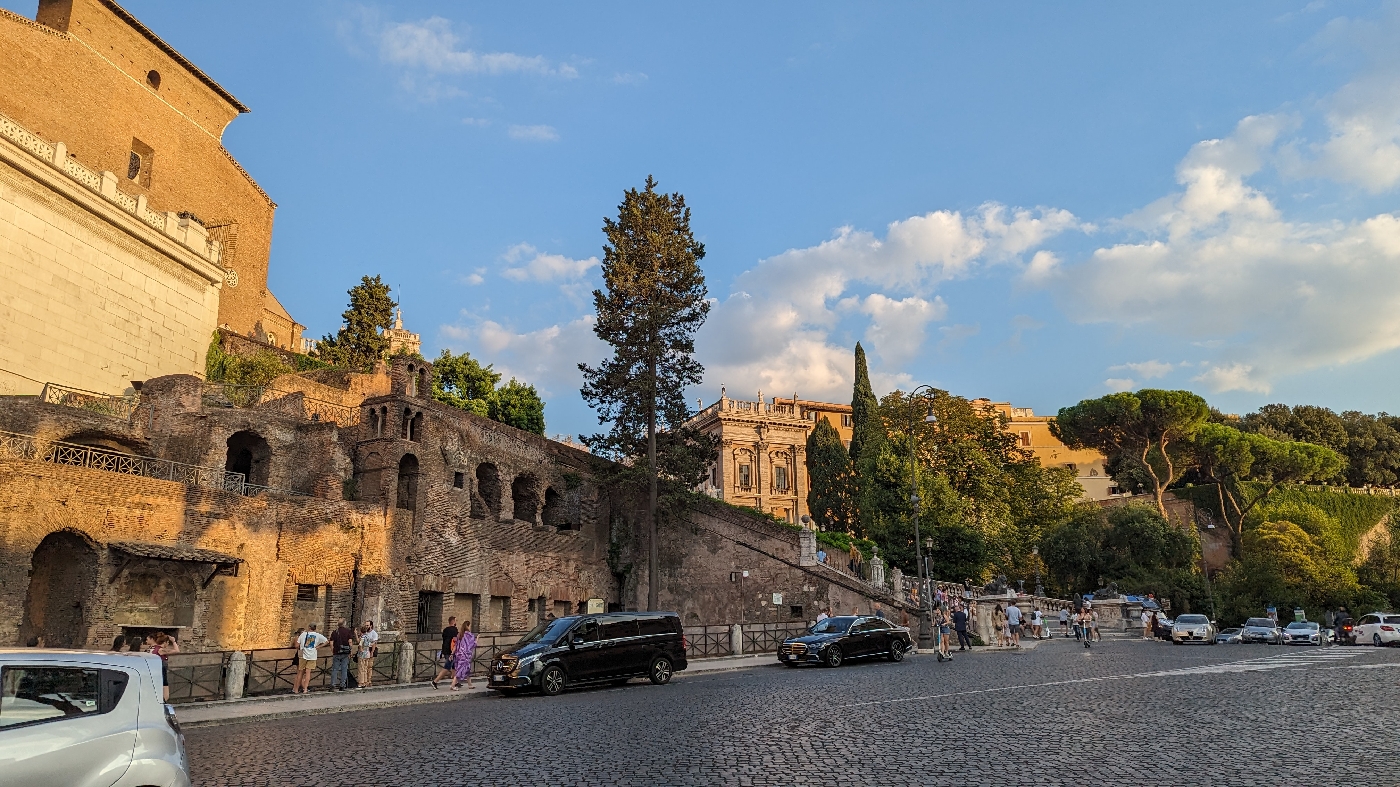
[1282,621,1326,645]
[1171,614,1217,645]
[1214,627,1242,644]
[0,649,189,787]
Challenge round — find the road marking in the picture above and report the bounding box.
[838,649,1377,708]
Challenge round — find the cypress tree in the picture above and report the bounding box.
[806,416,854,531]
[848,342,887,535]
[317,275,396,370]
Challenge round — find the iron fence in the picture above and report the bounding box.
[683,625,733,659]
[741,622,810,654]
[166,651,230,703]
[0,429,246,493]
[40,382,140,420]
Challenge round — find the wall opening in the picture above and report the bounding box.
[511,474,539,523]
[407,364,418,397]
[542,487,567,530]
[21,530,98,648]
[473,463,501,519]
[415,591,442,635]
[396,454,420,511]
[146,69,161,89]
[225,430,271,486]
[453,471,465,489]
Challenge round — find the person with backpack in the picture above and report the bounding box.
[328,620,357,692]
[294,623,327,694]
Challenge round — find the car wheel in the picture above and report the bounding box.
[648,657,674,685]
[889,642,905,662]
[1375,634,1383,647]
[823,647,844,668]
[540,666,565,697]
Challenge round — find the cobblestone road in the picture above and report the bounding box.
[185,639,1400,786]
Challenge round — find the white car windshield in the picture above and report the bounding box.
[1245,618,1275,628]
[1286,622,1318,631]
[1177,615,1209,625]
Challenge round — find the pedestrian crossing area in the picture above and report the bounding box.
[1146,646,1372,677]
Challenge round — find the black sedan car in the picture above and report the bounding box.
[778,615,912,667]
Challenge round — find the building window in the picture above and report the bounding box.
[841,414,852,428]
[1019,431,1031,447]
[710,467,717,486]
[146,69,161,89]
[790,605,804,619]
[774,465,789,492]
[1065,463,1077,473]
[453,471,465,488]
[296,584,319,602]
[128,138,153,187]
[738,463,752,489]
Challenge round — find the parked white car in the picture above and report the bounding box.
[0,649,189,787]
[1171,614,1217,645]
[1352,613,1400,647]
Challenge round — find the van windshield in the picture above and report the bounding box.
[515,617,574,647]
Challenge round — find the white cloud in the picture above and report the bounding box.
[440,316,606,401]
[377,16,576,77]
[500,243,597,281]
[697,203,1079,402]
[1109,360,1175,380]
[613,72,648,84]
[1022,250,1061,284]
[508,124,560,142]
[460,268,486,286]
[1059,108,1400,391]
[1104,378,1136,393]
[461,117,491,127]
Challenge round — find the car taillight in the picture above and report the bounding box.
[682,635,689,650]
[1382,626,1395,632]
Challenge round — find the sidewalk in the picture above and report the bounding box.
[175,653,779,728]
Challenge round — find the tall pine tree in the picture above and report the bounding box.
[580,176,717,610]
[848,342,888,536]
[317,275,396,370]
[806,416,854,531]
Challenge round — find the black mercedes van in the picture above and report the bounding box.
[488,611,688,696]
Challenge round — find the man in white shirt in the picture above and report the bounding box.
[357,621,380,689]
[1059,607,1070,637]
[1005,603,1023,647]
[1141,609,1152,639]
[815,608,830,623]
[294,623,328,694]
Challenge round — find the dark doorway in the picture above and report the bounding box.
[512,474,539,523]
[542,487,567,530]
[225,431,272,486]
[21,531,98,648]
[396,454,420,511]
[474,463,501,519]
[416,591,443,635]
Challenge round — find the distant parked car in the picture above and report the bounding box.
[1215,628,1242,644]
[0,649,189,787]
[778,616,912,667]
[1282,621,1326,646]
[1240,617,1282,644]
[1171,614,1217,645]
[1352,612,1400,647]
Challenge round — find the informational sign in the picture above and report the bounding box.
[585,598,605,614]
[772,592,783,605]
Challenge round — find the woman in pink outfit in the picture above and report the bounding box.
[450,620,477,690]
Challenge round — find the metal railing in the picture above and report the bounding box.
[741,622,810,654]
[683,625,733,659]
[40,382,140,420]
[166,651,232,703]
[202,383,360,426]
[0,429,246,492]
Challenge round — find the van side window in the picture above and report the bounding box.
[636,617,673,637]
[600,618,638,641]
[572,619,599,643]
[0,666,107,728]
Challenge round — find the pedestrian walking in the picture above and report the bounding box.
[816,607,831,623]
[1006,603,1023,648]
[1090,608,1101,642]
[936,605,953,661]
[952,605,972,650]
[1141,609,1152,639]
[1059,607,1069,637]
[356,621,379,690]
[294,624,326,695]
[991,605,1005,647]
[1148,611,1159,640]
[328,619,356,691]
[111,634,129,652]
[450,620,477,691]
[1031,608,1043,639]
[432,616,460,689]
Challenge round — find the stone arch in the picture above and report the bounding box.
[512,474,540,524]
[417,367,428,398]
[56,431,145,455]
[21,530,98,648]
[225,430,272,486]
[473,463,501,519]
[396,454,420,511]
[542,487,567,530]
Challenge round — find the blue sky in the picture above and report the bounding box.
[13,1,1400,438]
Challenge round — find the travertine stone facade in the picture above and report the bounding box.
[0,0,301,351]
[688,393,813,524]
[0,114,224,395]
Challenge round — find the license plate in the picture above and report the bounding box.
[492,675,504,682]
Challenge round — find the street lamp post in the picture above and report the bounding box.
[1032,545,1043,597]
[907,384,939,652]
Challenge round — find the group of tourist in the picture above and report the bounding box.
[108,630,180,700]
[291,619,381,693]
